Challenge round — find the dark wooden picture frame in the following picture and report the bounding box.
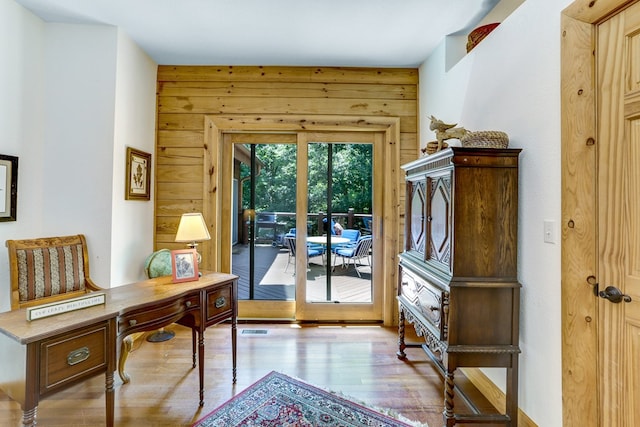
[171,248,199,283]
[0,154,18,222]
[125,147,151,200]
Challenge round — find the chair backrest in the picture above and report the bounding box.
[362,217,372,233]
[341,229,360,242]
[284,236,297,255]
[6,234,102,310]
[322,218,338,235]
[355,236,373,256]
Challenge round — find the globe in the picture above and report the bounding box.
[144,249,173,279]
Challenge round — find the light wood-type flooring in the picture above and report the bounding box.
[0,323,500,426]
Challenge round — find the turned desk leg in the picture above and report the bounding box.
[198,330,205,406]
[397,307,407,359]
[232,313,237,383]
[21,406,37,427]
[106,370,115,427]
[191,328,197,368]
[444,370,455,427]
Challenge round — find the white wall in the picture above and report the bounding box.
[419,0,570,425]
[110,30,157,286]
[0,1,157,312]
[41,23,118,286]
[0,0,46,312]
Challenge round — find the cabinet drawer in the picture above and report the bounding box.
[205,284,233,323]
[399,266,448,340]
[118,295,199,335]
[40,322,109,394]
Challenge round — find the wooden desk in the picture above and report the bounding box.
[0,272,238,427]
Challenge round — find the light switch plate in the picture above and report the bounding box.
[544,220,556,244]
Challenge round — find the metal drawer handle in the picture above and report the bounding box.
[129,319,137,326]
[67,347,90,366]
[186,301,192,307]
[429,306,439,312]
[215,296,226,309]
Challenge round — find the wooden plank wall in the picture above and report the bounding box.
[154,66,419,251]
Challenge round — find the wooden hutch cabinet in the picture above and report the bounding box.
[397,147,521,426]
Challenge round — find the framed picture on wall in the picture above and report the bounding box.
[171,248,199,283]
[125,147,151,200]
[0,154,18,222]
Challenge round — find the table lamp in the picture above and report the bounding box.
[175,212,211,267]
[147,213,211,344]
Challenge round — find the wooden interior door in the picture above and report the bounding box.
[597,3,640,424]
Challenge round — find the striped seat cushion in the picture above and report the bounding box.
[16,244,87,303]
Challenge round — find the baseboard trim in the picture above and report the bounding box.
[460,368,537,427]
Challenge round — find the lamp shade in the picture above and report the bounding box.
[175,213,211,243]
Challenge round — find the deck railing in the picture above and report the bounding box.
[242,209,372,245]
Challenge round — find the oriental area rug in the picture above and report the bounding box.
[192,371,426,427]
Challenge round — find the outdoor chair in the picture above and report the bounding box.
[284,236,325,272]
[331,228,360,251]
[285,227,324,252]
[361,217,372,235]
[332,235,373,277]
[338,229,360,244]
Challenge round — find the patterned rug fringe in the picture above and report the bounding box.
[329,390,428,427]
[192,371,428,427]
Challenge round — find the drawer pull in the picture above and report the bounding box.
[129,319,137,326]
[186,301,192,308]
[429,306,439,312]
[215,296,226,309]
[67,347,90,366]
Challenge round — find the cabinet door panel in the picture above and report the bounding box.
[426,172,452,272]
[409,180,426,256]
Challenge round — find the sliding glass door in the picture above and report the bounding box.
[231,140,297,302]
[227,131,383,321]
[305,142,373,305]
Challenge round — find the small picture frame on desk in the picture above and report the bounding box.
[171,248,199,283]
[125,147,151,200]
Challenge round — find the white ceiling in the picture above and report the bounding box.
[14,0,499,67]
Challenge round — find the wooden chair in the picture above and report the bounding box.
[7,234,102,310]
[6,234,134,383]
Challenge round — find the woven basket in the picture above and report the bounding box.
[423,141,448,155]
[460,131,509,148]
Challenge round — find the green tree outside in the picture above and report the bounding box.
[241,143,372,215]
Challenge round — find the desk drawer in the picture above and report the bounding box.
[205,284,233,323]
[399,266,448,340]
[118,295,199,335]
[40,322,109,394]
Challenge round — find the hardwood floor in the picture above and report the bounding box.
[0,323,500,426]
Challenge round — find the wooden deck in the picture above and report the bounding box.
[232,244,372,302]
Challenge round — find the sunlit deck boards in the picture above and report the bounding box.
[232,244,372,302]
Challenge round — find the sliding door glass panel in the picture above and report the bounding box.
[306,142,373,303]
[232,143,297,300]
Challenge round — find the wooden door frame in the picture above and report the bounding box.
[561,1,636,425]
[201,114,401,325]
